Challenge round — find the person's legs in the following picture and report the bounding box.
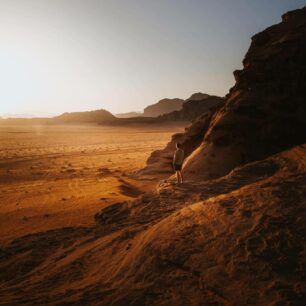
[176,171,180,183]
[174,165,183,183]
[179,170,183,183]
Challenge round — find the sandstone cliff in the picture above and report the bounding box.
[181,7,306,180]
[139,104,222,178]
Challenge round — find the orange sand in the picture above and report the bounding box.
[0,124,184,244]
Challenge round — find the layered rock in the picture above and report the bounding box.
[183,6,306,180]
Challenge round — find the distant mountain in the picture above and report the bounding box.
[158,94,224,121]
[114,94,213,119]
[106,93,223,125]
[143,98,184,117]
[141,93,217,118]
[0,109,116,125]
[115,112,143,118]
[139,94,224,177]
[185,92,209,101]
[0,93,222,125]
[53,109,116,124]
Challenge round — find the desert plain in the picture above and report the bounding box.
[0,123,184,244]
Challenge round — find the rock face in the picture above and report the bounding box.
[139,104,222,178]
[53,109,115,124]
[139,94,224,177]
[183,6,306,180]
[143,98,184,117]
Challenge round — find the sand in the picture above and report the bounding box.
[0,143,304,305]
[0,125,305,305]
[0,123,184,244]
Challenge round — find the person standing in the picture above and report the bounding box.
[173,143,184,184]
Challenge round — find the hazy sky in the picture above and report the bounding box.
[1,0,305,116]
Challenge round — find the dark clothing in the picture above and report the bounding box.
[173,163,182,171]
[173,148,184,165]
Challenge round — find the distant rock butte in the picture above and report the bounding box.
[143,93,218,118]
[185,92,209,101]
[115,112,143,118]
[139,93,224,176]
[0,109,116,125]
[143,98,184,117]
[158,95,224,122]
[113,93,223,122]
[0,93,221,124]
[53,109,115,123]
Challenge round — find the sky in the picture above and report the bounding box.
[0,0,305,117]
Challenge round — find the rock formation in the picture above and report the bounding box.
[114,93,222,121]
[158,94,224,121]
[143,98,184,117]
[0,109,117,125]
[139,94,224,177]
[139,104,222,178]
[115,111,143,118]
[53,109,116,124]
[181,6,306,180]
[185,92,209,101]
